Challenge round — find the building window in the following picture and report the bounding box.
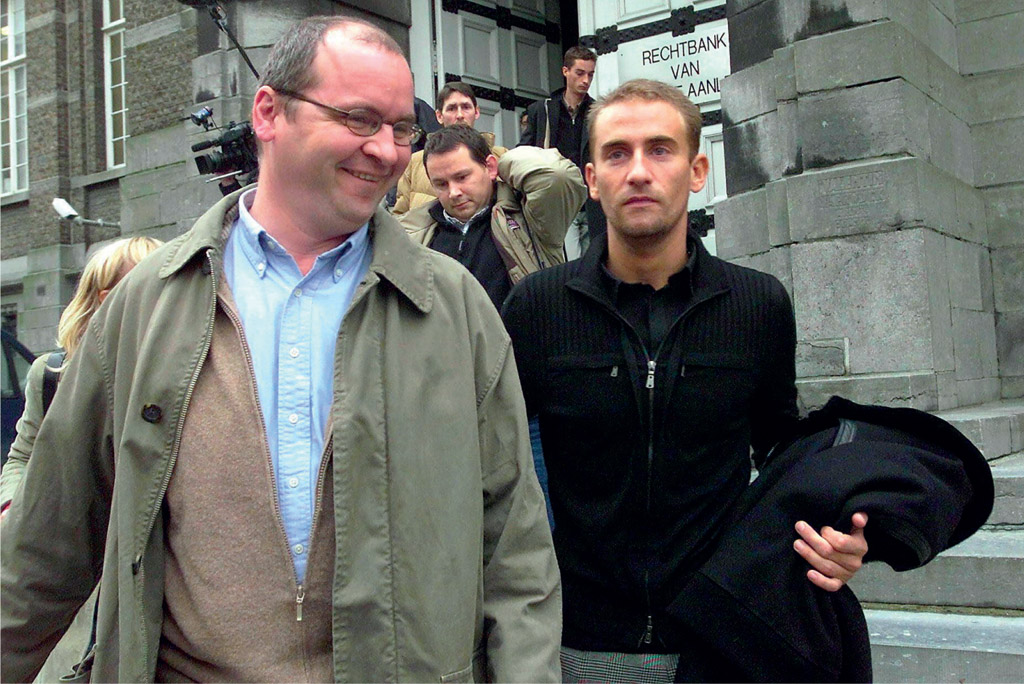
[1,0,27,196]
[103,0,127,168]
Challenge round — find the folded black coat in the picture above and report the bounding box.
[667,395,994,683]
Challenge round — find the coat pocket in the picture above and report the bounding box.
[58,648,94,683]
[440,662,474,683]
[546,353,629,420]
[669,352,757,438]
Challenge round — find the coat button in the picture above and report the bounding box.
[141,404,163,423]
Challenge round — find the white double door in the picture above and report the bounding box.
[409,0,564,148]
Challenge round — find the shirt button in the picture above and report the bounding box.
[289,413,299,424]
[293,544,304,555]
[289,347,300,358]
[293,288,302,298]
[256,262,265,272]
[288,477,299,488]
[335,268,344,278]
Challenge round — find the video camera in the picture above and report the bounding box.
[179,0,262,188]
[188,106,258,186]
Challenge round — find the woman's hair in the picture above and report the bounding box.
[56,236,163,359]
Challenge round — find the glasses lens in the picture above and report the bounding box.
[344,109,382,136]
[393,123,422,146]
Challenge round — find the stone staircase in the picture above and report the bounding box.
[849,400,1024,682]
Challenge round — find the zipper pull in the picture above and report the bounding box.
[610,365,619,378]
[296,585,305,622]
[644,615,654,644]
[646,360,656,389]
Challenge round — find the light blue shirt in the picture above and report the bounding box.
[223,188,372,582]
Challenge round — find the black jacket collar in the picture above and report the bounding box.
[548,86,595,111]
[567,231,730,310]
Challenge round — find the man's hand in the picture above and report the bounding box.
[793,512,868,591]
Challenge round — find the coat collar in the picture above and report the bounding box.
[567,230,729,307]
[547,86,595,110]
[366,204,435,313]
[159,187,435,314]
[159,187,243,279]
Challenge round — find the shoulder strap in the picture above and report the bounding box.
[542,99,551,149]
[41,351,66,417]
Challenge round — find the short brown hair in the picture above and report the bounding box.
[587,79,702,158]
[261,16,404,114]
[436,81,477,111]
[563,46,597,69]
[423,125,491,172]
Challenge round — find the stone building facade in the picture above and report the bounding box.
[2,0,1022,411]
[716,0,1023,410]
[0,0,410,352]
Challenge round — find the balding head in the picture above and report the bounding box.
[260,16,405,114]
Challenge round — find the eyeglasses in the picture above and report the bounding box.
[274,88,422,146]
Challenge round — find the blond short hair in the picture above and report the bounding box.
[57,236,163,360]
[587,79,702,158]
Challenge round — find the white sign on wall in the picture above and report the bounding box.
[616,19,729,105]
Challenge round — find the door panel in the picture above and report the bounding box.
[434,0,560,144]
[458,14,501,82]
[512,28,550,98]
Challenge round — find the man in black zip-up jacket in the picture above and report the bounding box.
[502,79,869,681]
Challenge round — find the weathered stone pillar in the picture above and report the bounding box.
[715,0,1023,411]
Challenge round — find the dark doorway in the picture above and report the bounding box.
[559,0,580,53]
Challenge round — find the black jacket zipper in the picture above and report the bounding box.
[568,282,729,648]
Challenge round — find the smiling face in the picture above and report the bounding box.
[425,144,498,222]
[251,30,414,242]
[436,92,480,127]
[585,99,708,246]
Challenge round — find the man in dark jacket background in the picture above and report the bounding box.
[519,46,597,259]
[503,78,869,682]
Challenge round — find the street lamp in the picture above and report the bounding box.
[50,197,121,228]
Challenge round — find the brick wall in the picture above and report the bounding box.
[20,3,70,255]
[128,12,196,137]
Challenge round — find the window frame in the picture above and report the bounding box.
[102,0,128,169]
[1,0,28,197]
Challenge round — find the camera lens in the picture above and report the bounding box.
[194,152,223,175]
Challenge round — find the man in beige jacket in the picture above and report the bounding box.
[392,81,508,215]
[401,125,586,309]
[1,15,560,684]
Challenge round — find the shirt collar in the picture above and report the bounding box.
[235,186,369,282]
[599,234,698,301]
[441,204,491,234]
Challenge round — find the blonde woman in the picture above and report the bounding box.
[0,236,162,514]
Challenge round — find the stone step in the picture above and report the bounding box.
[866,609,1024,683]
[934,399,1024,461]
[850,530,1024,611]
[990,453,1024,526]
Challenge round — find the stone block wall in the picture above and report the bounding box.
[958,3,1024,399]
[717,0,1021,410]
